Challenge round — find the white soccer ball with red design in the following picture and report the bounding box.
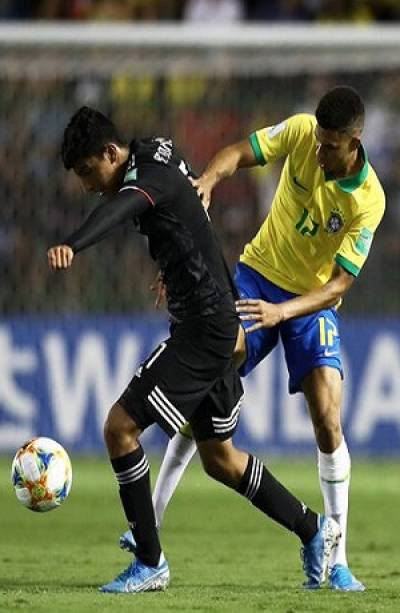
[11,437,72,512]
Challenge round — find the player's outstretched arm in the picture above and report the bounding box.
[61,189,151,255]
[191,138,256,210]
[48,190,151,271]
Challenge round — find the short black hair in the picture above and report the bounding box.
[315,86,365,134]
[61,106,126,170]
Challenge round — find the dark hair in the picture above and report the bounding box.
[315,86,365,134]
[61,106,126,169]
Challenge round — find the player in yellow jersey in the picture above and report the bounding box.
[120,87,385,591]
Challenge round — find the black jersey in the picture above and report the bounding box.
[65,137,238,320]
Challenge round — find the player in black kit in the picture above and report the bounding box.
[48,107,340,594]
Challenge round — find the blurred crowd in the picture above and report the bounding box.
[0,1,399,316]
[0,65,399,316]
[0,0,400,22]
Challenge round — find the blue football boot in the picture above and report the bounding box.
[119,530,137,555]
[329,564,366,592]
[301,516,341,589]
[100,557,170,593]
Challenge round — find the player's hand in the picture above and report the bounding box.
[236,299,284,332]
[190,174,215,210]
[47,245,74,271]
[150,271,166,309]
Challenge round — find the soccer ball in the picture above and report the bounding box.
[11,437,72,512]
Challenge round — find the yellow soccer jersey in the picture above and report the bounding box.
[241,113,385,294]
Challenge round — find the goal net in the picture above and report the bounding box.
[0,23,398,315]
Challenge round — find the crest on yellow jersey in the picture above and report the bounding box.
[325,209,345,234]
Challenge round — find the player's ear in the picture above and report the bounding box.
[348,126,362,152]
[105,143,118,164]
[349,136,361,153]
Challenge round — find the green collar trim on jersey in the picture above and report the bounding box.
[249,133,267,166]
[325,145,368,193]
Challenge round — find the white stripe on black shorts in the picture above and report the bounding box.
[117,312,244,440]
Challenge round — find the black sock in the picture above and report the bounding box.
[238,455,318,544]
[111,446,161,566]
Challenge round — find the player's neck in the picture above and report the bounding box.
[342,146,364,179]
[120,146,130,164]
[114,146,130,189]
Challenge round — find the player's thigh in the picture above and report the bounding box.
[281,307,343,394]
[190,366,247,481]
[190,364,243,445]
[119,316,238,439]
[234,263,279,376]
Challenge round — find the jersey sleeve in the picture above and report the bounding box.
[249,114,315,166]
[64,189,151,253]
[335,199,385,277]
[120,163,166,206]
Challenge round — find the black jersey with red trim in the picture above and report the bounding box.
[123,137,238,320]
[65,137,238,320]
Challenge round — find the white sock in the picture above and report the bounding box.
[318,437,351,568]
[157,551,166,567]
[153,431,197,529]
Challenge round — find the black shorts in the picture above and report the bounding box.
[118,310,243,441]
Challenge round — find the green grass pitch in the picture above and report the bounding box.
[0,455,399,612]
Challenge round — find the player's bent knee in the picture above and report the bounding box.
[103,402,141,448]
[201,455,227,482]
[314,412,341,437]
[200,449,237,486]
[313,412,342,452]
[197,438,241,486]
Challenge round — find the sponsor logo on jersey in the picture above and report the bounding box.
[324,348,338,357]
[355,227,373,256]
[124,154,137,182]
[267,121,287,139]
[124,168,138,182]
[134,364,143,379]
[154,138,173,164]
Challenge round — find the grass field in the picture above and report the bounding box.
[0,456,399,613]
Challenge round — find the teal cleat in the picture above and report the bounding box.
[301,516,341,589]
[100,557,170,593]
[119,530,137,555]
[329,564,366,592]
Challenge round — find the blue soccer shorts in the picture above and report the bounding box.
[235,262,343,394]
